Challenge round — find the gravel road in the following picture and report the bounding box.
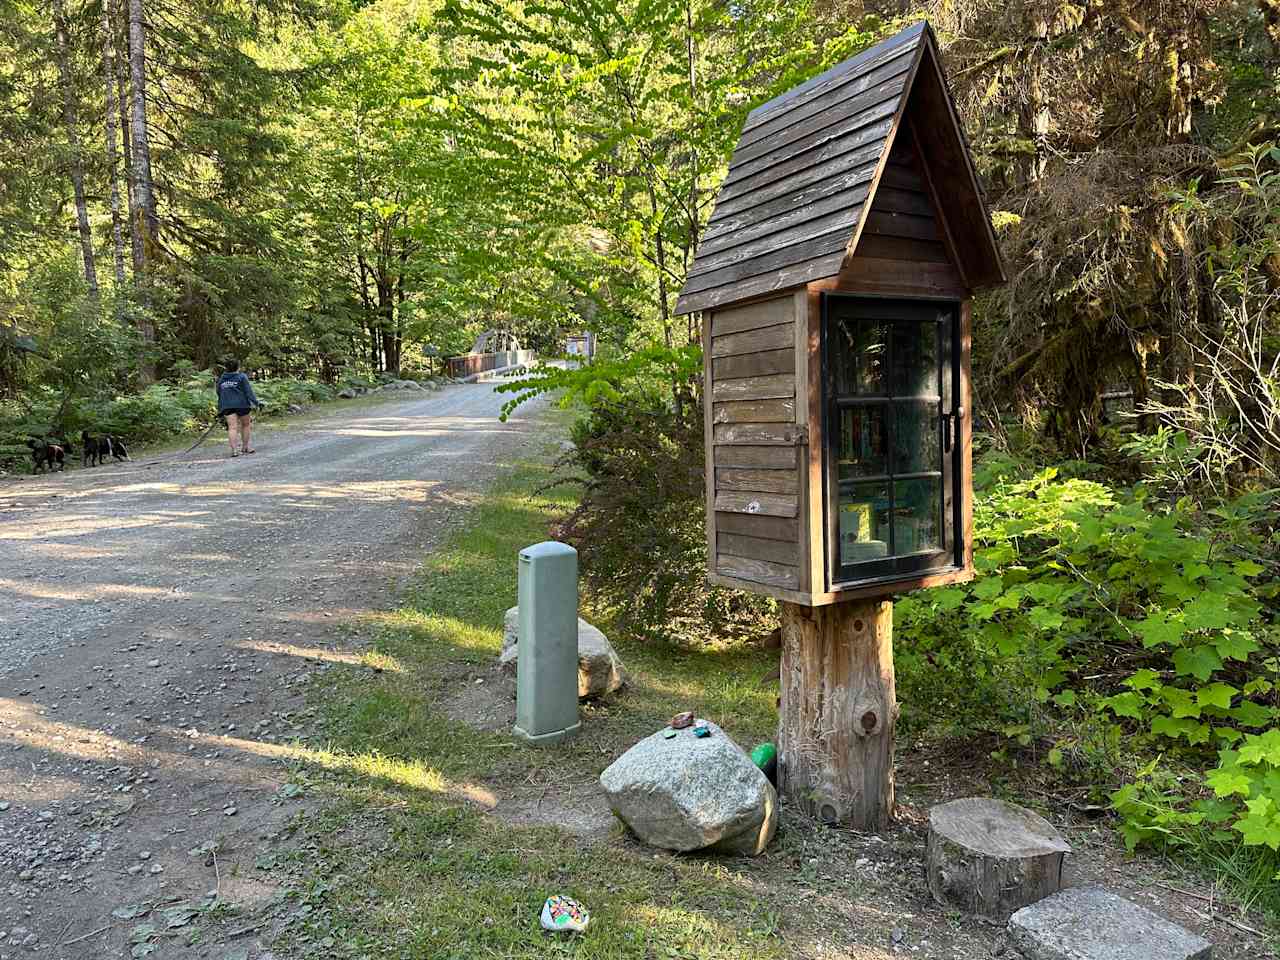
[0,382,550,958]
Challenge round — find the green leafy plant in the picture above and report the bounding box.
[492,343,702,421]
[551,379,772,644]
[897,462,1279,859]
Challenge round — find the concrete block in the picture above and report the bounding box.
[1008,885,1211,960]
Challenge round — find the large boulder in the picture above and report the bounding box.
[500,606,624,699]
[600,720,778,856]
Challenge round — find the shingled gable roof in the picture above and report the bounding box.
[674,21,1005,316]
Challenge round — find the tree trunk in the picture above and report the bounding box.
[53,0,99,297]
[127,0,156,379]
[1262,0,1280,54]
[101,0,126,287]
[115,0,141,275]
[1020,16,1050,185]
[376,276,394,373]
[127,0,157,254]
[392,233,409,375]
[683,0,702,349]
[651,191,673,349]
[778,600,896,831]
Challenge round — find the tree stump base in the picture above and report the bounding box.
[925,797,1071,923]
[778,600,895,831]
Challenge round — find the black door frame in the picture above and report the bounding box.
[820,292,964,591]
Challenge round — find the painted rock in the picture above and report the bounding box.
[540,895,589,933]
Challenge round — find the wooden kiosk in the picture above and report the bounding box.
[674,22,1006,830]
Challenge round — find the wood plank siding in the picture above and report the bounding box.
[838,125,965,296]
[707,296,804,590]
[674,24,928,315]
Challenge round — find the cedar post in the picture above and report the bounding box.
[778,599,896,830]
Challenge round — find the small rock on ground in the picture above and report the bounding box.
[500,606,624,699]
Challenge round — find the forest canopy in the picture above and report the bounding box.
[2,0,1277,482]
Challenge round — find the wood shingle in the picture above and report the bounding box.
[675,22,1003,315]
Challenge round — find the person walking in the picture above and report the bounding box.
[216,359,262,457]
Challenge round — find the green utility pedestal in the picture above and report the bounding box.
[513,541,581,745]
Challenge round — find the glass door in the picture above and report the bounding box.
[822,295,961,585]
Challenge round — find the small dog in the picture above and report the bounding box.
[80,431,130,467]
[27,437,67,473]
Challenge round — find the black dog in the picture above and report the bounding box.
[27,437,67,473]
[81,431,130,467]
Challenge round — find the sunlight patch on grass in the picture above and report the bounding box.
[361,608,505,668]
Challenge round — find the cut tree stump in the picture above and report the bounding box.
[925,797,1071,923]
[778,599,895,830]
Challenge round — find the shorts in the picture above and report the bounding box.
[223,407,252,418]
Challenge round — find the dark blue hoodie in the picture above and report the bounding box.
[216,371,260,414]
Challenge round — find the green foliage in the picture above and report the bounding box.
[493,342,701,421]
[897,458,1280,860]
[552,380,772,644]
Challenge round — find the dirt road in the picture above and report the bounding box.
[0,382,550,958]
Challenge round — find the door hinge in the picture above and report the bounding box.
[789,425,809,446]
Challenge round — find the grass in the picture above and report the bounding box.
[265,429,803,960]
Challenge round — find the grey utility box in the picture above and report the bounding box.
[513,541,581,745]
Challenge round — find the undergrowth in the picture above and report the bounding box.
[0,370,439,470]
[896,452,1280,917]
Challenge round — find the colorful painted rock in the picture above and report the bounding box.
[540,895,589,933]
[670,711,695,729]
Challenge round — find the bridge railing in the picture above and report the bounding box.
[445,349,536,379]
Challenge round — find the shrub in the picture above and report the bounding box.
[896,457,1280,865]
[555,388,774,644]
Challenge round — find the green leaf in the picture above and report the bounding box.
[1235,796,1280,849]
[971,601,999,621]
[1102,692,1144,720]
[1151,715,1210,744]
[1053,689,1077,707]
[1230,701,1276,729]
[1214,630,1259,662]
[1171,644,1222,682]
[1196,682,1238,710]
[1182,593,1237,631]
[1195,796,1240,824]
[1234,560,1265,577]
[1160,687,1202,719]
[1028,606,1066,631]
[1205,767,1254,798]
[971,576,1005,601]
[1182,560,1212,580]
[1134,613,1185,649]
[931,588,966,612]
[1125,669,1162,691]
[1238,729,1280,766]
